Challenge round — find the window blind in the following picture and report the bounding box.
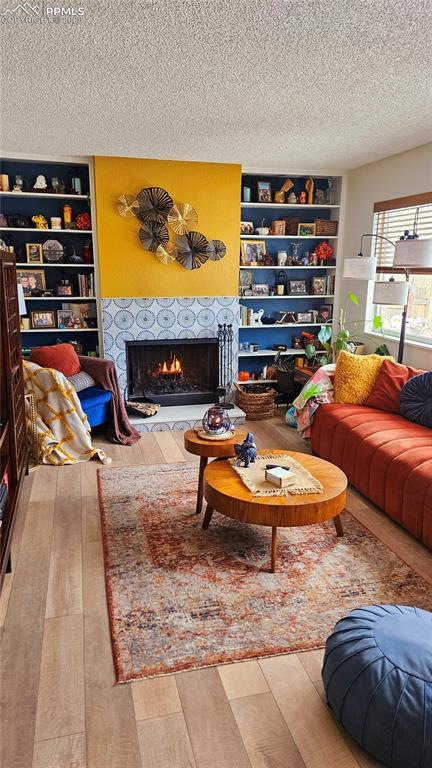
[373,202,432,271]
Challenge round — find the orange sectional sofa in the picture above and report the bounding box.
[310,403,432,549]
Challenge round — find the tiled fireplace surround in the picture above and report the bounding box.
[102,297,244,431]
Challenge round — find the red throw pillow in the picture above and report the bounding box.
[364,358,424,413]
[30,343,81,377]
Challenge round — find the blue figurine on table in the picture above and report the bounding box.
[234,432,257,468]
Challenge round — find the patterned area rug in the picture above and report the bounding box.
[98,463,432,683]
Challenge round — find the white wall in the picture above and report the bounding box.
[338,142,432,369]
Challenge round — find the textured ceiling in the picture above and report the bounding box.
[1,0,432,170]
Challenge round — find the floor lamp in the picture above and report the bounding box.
[343,233,432,364]
[373,238,432,363]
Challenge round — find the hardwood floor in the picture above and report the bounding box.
[1,414,431,768]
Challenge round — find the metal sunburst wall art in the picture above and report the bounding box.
[138,220,169,252]
[117,194,139,218]
[207,239,227,261]
[156,243,177,265]
[137,187,173,223]
[167,203,198,235]
[117,185,227,269]
[175,231,209,270]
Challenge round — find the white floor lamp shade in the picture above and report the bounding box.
[393,238,432,268]
[343,256,376,280]
[372,280,409,306]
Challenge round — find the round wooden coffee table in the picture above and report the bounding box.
[203,449,347,573]
[184,428,247,515]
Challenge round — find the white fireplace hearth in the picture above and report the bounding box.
[128,403,245,433]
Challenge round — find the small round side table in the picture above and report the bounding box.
[183,428,247,515]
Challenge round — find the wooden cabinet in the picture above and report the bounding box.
[0,250,27,591]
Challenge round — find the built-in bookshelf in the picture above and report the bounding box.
[0,156,101,356]
[238,171,343,380]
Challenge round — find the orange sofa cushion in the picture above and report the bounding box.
[311,403,432,549]
[364,359,423,413]
[30,343,81,377]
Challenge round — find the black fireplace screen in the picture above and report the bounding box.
[125,338,219,406]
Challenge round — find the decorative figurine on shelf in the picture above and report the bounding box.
[234,432,257,468]
[67,246,83,264]
[32,214,48,229]
[252,308,264,325]
[13,175,23,192]
[287,192,297,204]
[33,175,47,190]
[305,177,314,205]
[299,191,306,205]
[255,218,269,235]
[58,180,66,194]
[201,406,233,436]
[314,189,326,205]
[325,179,334,205]
[274,178,294,203]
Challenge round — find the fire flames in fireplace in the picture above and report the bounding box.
[125,339,219,405]
[160,355,182,375]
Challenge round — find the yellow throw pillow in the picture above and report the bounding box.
[334,350,392,404]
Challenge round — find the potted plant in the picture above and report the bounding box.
[304,292,387,366]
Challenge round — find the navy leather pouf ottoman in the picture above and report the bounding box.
[322,605,432,768]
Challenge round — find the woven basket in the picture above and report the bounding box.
[314,219,338,236]
[234,382,277,420]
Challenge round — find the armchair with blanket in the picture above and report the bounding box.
[77,355,140,445]
[28,343,140,447]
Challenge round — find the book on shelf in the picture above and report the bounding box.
[326,274,335,294]
[240,304,254,326]
[77,273,95,296]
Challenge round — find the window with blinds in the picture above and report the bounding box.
[373,202,432,272]
[372,198,432,347]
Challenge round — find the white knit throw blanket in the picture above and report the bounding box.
[231,453,323,496]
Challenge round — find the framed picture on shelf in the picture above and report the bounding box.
[30,310,56,329]
[288,279,307,295]
[17,269,46,295]
[312,276,326,295]
[252,283,269,296]
[297,223,316,236]
[57,309,73,329]
[56,282,73,296]
[296,311,314,324]
[257,181,272,203]
[240,239,266,266]
[318,304,333,322]
[240,221,254,235]
[26,243,43,263]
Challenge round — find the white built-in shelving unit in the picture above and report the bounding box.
[0,154,102,354]
[238,170,344,378]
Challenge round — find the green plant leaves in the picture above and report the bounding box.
[373,314,383,330]
[305,343,316,359]
[318,326,332,345]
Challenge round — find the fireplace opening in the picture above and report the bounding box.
[125,338,219,406]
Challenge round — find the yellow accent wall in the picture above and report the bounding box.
[94,156,241,298]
